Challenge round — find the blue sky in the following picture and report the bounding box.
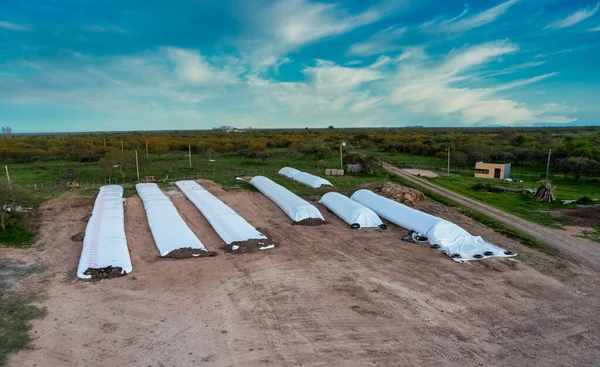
[1,0,599,133]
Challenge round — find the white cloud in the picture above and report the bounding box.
[397,46,428,61]
[302,59,383,91]
[388,41,572,125]
[163,48,241,85]
[588,25,600,31]
[0,39,576,128]
[350,97,382,113]
[479,61,545,77]
[0,21,32,31]
[421,0,519,34]
[347,26,406,57]
[240,0,389,70]
[493,72,557,92]
[544,3,600,29]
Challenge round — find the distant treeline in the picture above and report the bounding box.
[2,127,600,180]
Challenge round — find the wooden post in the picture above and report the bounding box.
[135,151,140,181]
[447,147,450,177]
[5,165,10,183]
[545,149,552,180]
[188,145,192,168]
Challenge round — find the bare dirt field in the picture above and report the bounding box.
[3,181,600,367]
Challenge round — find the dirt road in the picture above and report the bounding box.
[5,182,600,366]
[385,163,600,273]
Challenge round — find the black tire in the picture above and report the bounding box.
[350,223,361,229]
[483,251,494,256]
[379,224,387,230]
[473,254,484,259]
[431,244,441,249]
[450,253,462,259]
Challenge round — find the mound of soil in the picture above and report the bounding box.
[84,266,125,279]
[163,248,218,259]
[294,218,326,226]
[374,183,426,206]
[552,206,600,227]
[224,238,276,253]
[71,232,85,242]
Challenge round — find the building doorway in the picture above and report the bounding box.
[494,168,501,179]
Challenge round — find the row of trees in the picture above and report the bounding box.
[1,127,600,180]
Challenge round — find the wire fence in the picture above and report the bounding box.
[10,161,597,193]
[16,165,330,193]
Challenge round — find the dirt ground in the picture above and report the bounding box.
[3,181,600,366]
[402,169,439,178]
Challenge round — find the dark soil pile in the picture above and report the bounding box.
[552,206,600,227]
[71,232,85,242]
[294,218,326,226]
[224,238,276,253]
[84,266,125,279]
[164,248,218,259]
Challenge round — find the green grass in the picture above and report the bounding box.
[389,175,560,256]
[1,151,339,188]
[0,293,46,366]
[582,227,600,244]
[0,216,37,248]
[425,173,600,228]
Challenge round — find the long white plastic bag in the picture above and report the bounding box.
[319,192,385,229]
[77,185,132,279]
[136,183,213,257]
[250,176,325,224]
[176,180,274,251]
[293,172,333,188]
[351,189,516,262]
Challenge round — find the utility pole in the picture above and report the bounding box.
[447,146,450,177]
[146,141,149,161]
[545,148,552,180]
[340,142,346,170]
[103,139,106,148]
[188,145,192,168]
[135,151,140,181]
[5,165,10,183]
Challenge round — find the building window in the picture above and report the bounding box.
[475,169,489,174]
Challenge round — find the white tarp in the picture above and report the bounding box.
[292,172,333,188]
[175,181,271,248]
[136,183,208,256]
[250,176,325,223]
[351,189,516,262]
[319,192,384,228]
[77,185,132,279]
[278,167,301,179]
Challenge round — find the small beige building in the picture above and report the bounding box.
[474,162,511,180]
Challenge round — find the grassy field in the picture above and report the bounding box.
[1,151,338,188]
[425,172,600,228]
